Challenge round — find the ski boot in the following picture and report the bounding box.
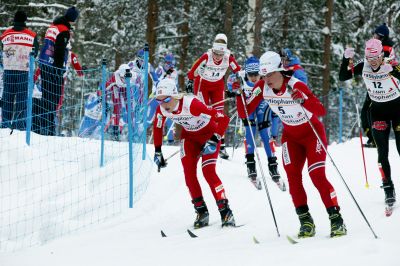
[246,154,262,190]
[327,206,347,237]
[217,199,236,227]
[381,181,396,207]
[268,156,286,191]
[363,139,376,148]
[296,206,316,238]
[192,197,209,229]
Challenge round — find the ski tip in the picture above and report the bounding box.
[161,230,167,237]
[286,235,299,244]
[187,229,198,238]
[253,236,260,244]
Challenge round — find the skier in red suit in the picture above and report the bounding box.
[186,33,241,159]
[235,51,347,239]
[153,78,235,228]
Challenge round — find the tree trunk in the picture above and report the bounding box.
[282,5,289,45]
[322,0,333,136]
[146,0,158,65]
[246,0,256,57]
[253,0,262,57]
[224,0,233,43]
[178,0,190,91]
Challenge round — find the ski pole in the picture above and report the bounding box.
[299,104,378,239]
[239,92,280,237]
[355,98,369,188]
[165,149,180,162]
[231,111,239,158]
[350,58,369,188]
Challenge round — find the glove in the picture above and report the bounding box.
[380,63,393,73]
[154,149,167,172]
[291,88,307,104]
[202,134,220,155]
[165,68,173,75]
[344,47,355,59]
[186,80,194,93]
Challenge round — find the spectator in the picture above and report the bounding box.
[0,10,38,130]
[37,6,79,135]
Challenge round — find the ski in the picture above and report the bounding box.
[250,178,262,190]
[161,224,245,239]
[286,235,299,244]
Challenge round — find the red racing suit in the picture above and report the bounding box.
[237,76,339,209]
[154,95,230,202]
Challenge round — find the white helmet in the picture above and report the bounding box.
[155,78,179,98]
[259,51,285,76]
[115,64,130,87]
[215,33,228,44]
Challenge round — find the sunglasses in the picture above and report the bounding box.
[366,55,382,61]
[156,96,172,104]
[213,51,225,57]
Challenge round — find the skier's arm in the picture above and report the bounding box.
[153,106,166,148]
[187,53,208,80]
[292,81,326,116]
[70,52,84,77]
[339,57,363,81]
[236,80,264,119]
[190,98,230,137]
[228,54,241,73]
[390,64,400,80]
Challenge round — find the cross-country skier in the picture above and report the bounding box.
[339,38,400,214]
[186,33,241,160]
[358,23,398,148]
[280,48,308,84]
[78,90,102,138]
[236,51,347,238]
[153,78,235,228]
[227,56,285,191]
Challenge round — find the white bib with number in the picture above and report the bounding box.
[199,50,230,82]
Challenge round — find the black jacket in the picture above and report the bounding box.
[51,16,71,69]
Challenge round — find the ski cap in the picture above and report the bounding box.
[245,56,260,75]
[215,33,228,44]
[365,38,383,58]
[155,78,180,98]
[374,23,390,39]
[212,42,228,54]
[259,51,285,75]
[163,53,175,70]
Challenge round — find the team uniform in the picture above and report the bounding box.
[0,17,38,130]
[339,39,400,210]
[187,35,241,159]
[153,79,235,228]
[235,51,346,238]
[78,91,102,138]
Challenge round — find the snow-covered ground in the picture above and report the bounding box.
[1,138,399,266]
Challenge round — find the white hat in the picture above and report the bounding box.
[259,51,286,76]
[115,63,131,87]
[155,78,179,97]
[215,33,227,44]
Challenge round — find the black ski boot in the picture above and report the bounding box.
[246,154,257,178]
[217,199,235,227]
[327,206,347,237]
[245,154,261,190]
[296,206,316,238]
[381,181,396,206]
[219,138,229,159]
[192,197,209,229]
[268,156,286,191]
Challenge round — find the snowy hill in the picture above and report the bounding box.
[1,138,399,266]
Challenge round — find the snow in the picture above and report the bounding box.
[1,137,399,266]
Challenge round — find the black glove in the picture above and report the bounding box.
[186,80,194,93]
[165,68,173,75]
[154,147,167,172]
[225,90,237,98]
